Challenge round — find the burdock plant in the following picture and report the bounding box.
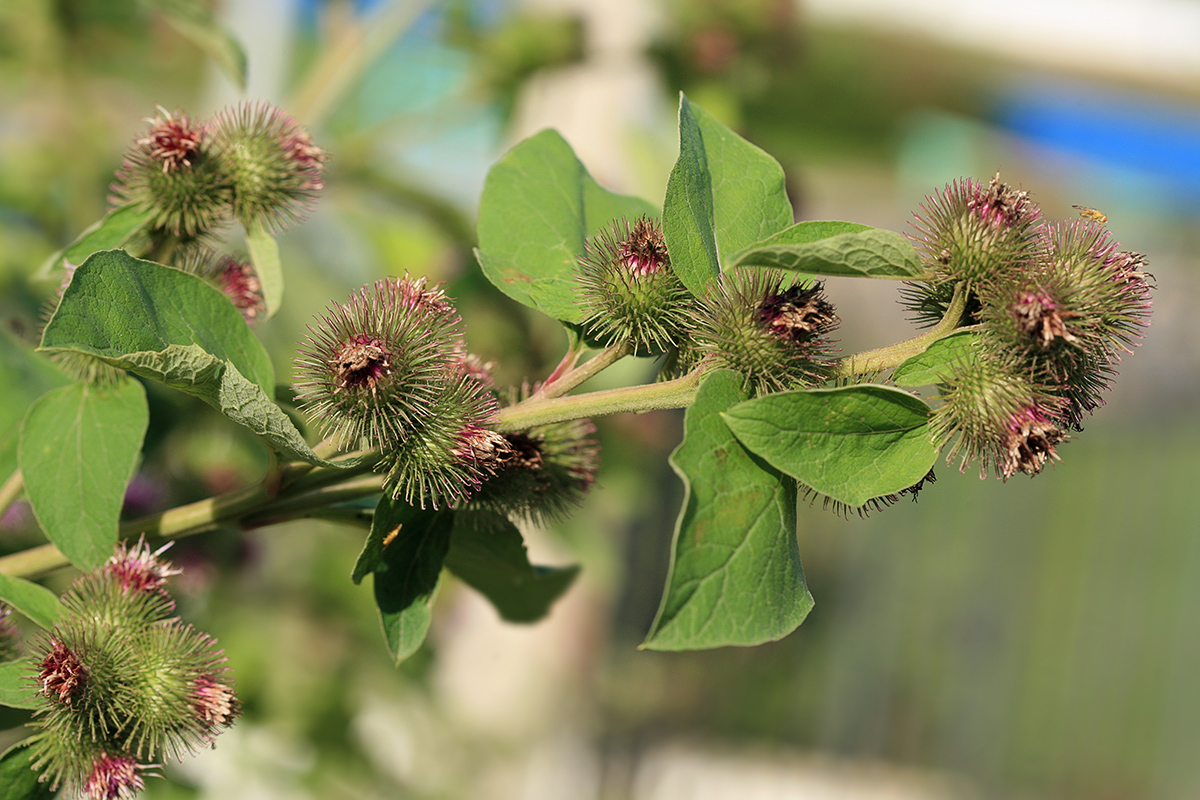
[1,94,1154,798]
[25,541,237,800]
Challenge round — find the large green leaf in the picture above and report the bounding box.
[892,331,978,387]
[643,370,811,651]
[19,380,148,570]
[41,250,272,392]
[36,204,152,279]
[39,251,339,466]
[371,498,453,664]
[728,221,925,279]
[0,661,37,710]
[444,512,579,623]
[0,740,55,800]
[0,574,64,631]
[0,329,68,481]
[662,96,794,295]
[476,129,657,323]
[723,385,938,508]
[143,0,248,90]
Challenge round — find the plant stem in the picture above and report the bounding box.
[0,470,22,521]
[834,283,969,377]
[534,341,633,401]
[242,476,383,528]
[536,336,585,394]
[0,464,374,579]
[498,367,704,431]
[0,543,65,581]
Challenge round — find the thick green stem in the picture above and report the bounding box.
[0,468,322,579]
[242,476,383,527]
[498,368,704,431]
[834,283,969,377]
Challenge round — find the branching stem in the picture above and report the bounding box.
[834,283,969,377]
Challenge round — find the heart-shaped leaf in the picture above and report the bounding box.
[643,370,812,650]
[20,379,148,570]
[476,129,657,323]
[40,251,342,466]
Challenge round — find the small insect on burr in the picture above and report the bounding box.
[1073,205,1108,225]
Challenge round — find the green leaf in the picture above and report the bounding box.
[0,740,55,800]
[0,574,64,631]
[0,329,69,481]
[39,251,341,467]
[643,370,812,651]
[723,385,938,508]
[728,221,925,279]
[352,497,436,585]
[475,129,657,323]
[662,96,794,295]
[245,225,282,320]
[36,204,152,279]
[0,661,38,710]
[372,499,453,664]
[41,250,272,393]
[19,380,148,570]
[444,512,579,623]
[892,331,978,387]
[143,0,248,90]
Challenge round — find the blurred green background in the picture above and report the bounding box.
[2,0,1198,798]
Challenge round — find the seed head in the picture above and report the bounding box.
[27,541,238,797]
[378,367,502,509]
[201,254,266,324]
[38,637,87,706]
[977,221,1153,428]
[208,101,327,233]
[468,386,601,522]
[909,173,1044,285]
[578,216,692,352]
[1000,404,1066,479]
[109,106,230,237]
[104,537,181,598]
[932,349,1067,480]
[902,174,1044,328]
[694,269,839,395]
[294,276,466,449]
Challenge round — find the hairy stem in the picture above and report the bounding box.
[534,341,633,401]
[834,283,969,377]
[498,367,704,431]
[0,463,375,579]
[242,476,383,528]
